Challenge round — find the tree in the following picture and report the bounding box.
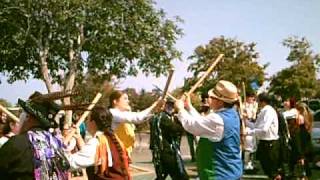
[131,89,158,111]
[0,0,182,123]
[186,36,266,96]
[269,36,320,100]
[0,0,182,95]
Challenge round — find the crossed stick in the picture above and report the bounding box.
[64,91,103,144]
[161,68,174,100]
[153,85,178,101]
[64,69,175,144]
[0,104,20,122]
[186,54,224,96]
[155,54,224,101]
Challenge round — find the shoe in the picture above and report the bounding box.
[244,162,254,170]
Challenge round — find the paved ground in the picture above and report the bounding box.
[131,133,320,180]
[131,133,198,180]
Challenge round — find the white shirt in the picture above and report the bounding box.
[247,105,279,141]
[109,107,153,130]
[282,108,298,120]
[0,132,15,148]
[0,137,9,149]
[67,131,112,170]
[177,106,224,142]
[243,102,258,120]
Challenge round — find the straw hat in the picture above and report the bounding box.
[208,80,238,104]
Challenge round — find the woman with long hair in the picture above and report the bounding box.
[67,106,131,179]
[90,107,132,179]
[108,90,162,159]
[67,91,162,179]
[288,102,313,179]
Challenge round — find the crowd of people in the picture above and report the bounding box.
[242,93,314,179]
[0,80,316,180]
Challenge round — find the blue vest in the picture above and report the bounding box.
[197,108,243,180]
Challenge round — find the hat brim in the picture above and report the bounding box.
[208,89,238,104]
[18,99,51,128]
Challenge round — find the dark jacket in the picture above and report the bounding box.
[0,133,34,180]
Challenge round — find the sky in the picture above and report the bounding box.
[1,0,320,104]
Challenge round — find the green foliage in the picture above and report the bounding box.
[283,36,320,64]
[269,36,320,100]
[186,36,266,95]
[72,75,113,107]
[0,0,183,85]
[128,88,159,111]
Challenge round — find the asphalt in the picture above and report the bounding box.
[131,133,320,180]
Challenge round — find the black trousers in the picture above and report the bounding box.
[157,150,189,180]
[257,139,280,178]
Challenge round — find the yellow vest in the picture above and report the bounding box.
[115,123,135,155]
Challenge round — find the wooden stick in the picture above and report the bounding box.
[238,95,247,152]
[238,96,246,134]
[64,92,103,144]
[75,92,103,127]
[166,92,178,102]
[242,82,246,103]
[187,54,224,96]
[0,104,20,122]
[153,84,178,102]
[241,82,247,131]
[161,68,174,100]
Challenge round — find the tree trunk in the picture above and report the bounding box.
[63,47,77,126]
[39,46,54,93]
[64,25,84,126]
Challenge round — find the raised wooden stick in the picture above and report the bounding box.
[238,95,246,134]
[64,92,103,144]
[187,54,224,96]
[0,104,20,122]
[153,84,178,102]
[166,92,178,102]
[161,68,174,100]
[75,92,102,127]
[242,82,246,103]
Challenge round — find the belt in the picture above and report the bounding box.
[259,139,278,143]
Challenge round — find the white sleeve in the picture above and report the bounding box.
[177,108,224,142]
[245,120,255,129]
[254,108,274,136]
[188,105,203,119]
[67,138,98,170]
[110,107,153,124]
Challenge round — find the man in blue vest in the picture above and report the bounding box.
[175,80,243,180]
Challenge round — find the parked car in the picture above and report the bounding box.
[308,99,320,112]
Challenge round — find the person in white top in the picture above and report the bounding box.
[282,97,298,121]
[65,109,104,170]
[108,90,163,161]
[246,93,281,179]
[175,80,243,180]
[108,90,161,130]
[242,93,258,171]
[67,107,130,179]
[0,117,20,148]
[67,88,163,173]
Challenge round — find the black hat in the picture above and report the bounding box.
[18,91,61,128]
